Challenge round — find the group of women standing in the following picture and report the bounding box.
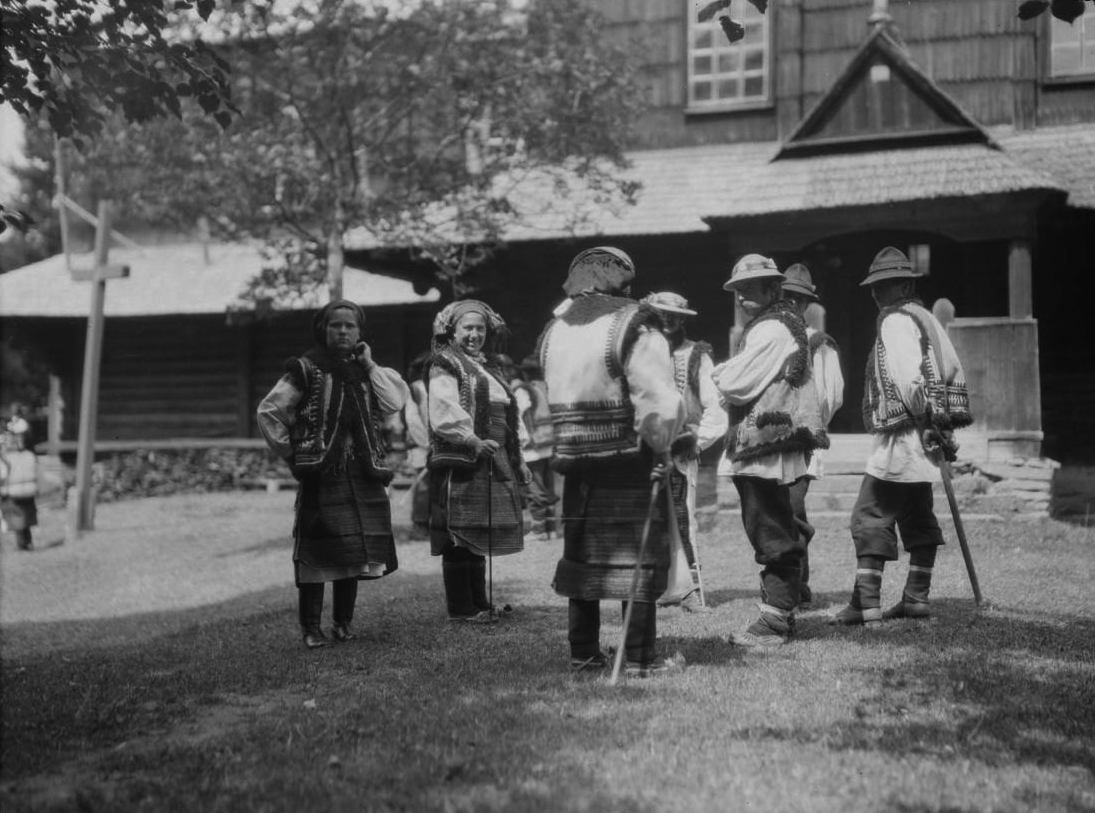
[257,297,529,648]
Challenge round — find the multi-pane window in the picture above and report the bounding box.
[1049,13,1095,77]
[686,1,770,110]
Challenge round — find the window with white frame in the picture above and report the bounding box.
[1049,12,1095,77]
[686,1,770,110]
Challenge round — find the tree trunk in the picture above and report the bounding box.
[327,201,345,301]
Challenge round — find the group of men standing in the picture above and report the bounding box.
[537,244,972,674]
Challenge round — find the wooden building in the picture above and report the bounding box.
[347,0,1095,462]
[0,242,439,448]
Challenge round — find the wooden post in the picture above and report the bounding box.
[71,201,130,535]
[1008,240,1033,319]
[53,139,71,270]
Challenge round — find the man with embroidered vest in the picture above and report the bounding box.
[539,246,686,677]
[831,247,972,626]
[780,264,845,607]
[642,291,728,610]
[713,254,827,647]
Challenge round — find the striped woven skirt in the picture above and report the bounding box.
[293,463,397,585]
[553,460,669,602]
[429,405,524,558]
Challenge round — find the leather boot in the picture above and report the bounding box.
[442,560,478,620]
[884,549,935,619]
[830,561,884,625]
[332,578,358,640]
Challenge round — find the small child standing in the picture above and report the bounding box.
[0,417,39,551]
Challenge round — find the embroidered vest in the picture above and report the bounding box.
[862,302,973,434]
[725,302,828,463]
[538,294,659,467]
[672,339,712,429]
[426,347,521,471]
[287,356,393,482]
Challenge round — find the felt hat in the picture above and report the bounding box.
[641,291,697,316]
[781,263,819,300]
[722,254,783,291]
[562,246,636,297]
[860,246,919,287]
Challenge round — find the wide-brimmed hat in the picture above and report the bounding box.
[781,263,819,300]
[723,254,783,291]
[641,291,697,316]
[562,246,636,297]
[860,246,920,287]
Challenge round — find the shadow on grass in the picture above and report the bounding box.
[814,599,1095,775]
[0,570,666,812]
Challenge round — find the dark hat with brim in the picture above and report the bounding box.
[861,246,920,287]
[781,263,819,300]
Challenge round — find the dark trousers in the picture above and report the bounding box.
[787,476,815,586]
[850,475,944,561]
[298,579,358,631]
[525,458,557,528]
[568,598,656,665]
[732,475,804,612]
[441,543,489,616]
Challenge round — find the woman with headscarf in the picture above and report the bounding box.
[257,299,407,649]
[427,299,530,623]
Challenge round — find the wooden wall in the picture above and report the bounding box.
[594,0,1094,149]
[11,305,439,444]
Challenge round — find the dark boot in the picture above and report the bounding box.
[831,558,884,625]
[443,560,490,622]
[331,578,358,641]
[568,599,604,666]
[884,548,936,620]
[298,583,328,648]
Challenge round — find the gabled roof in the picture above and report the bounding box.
[0,242,439,318]
[776,25,996,159]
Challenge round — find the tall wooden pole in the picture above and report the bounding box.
[74,201,113,531]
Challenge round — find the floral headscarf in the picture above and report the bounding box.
[431,299,506,340]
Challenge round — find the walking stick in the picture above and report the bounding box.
[487,455,495,619]
[916,419,983,606]
[609,473,665,686]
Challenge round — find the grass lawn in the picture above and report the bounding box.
[1,489,1093,812]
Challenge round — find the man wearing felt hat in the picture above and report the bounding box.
[780,264,845,608]
[830,247,972,626]
[713,254,828,647]
[538,247,687,676]
[642,291,728,611]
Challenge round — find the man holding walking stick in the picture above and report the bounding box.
[831,247,973,626]
[540,246,686,677]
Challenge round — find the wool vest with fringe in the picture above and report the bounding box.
[725,301,828,463]
[862,301,973,434]
[285,355,393,484]
[426,346,521,472]
[538,294,661,469]
[671,339,714,461]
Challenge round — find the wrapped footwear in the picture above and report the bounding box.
[882,598,930,620]
[624,652,687,678]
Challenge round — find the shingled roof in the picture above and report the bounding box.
[0,242,439,318]
[997,124,1095,210]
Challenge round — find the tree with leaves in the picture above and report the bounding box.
[0,0,235,233]
[39,0,643,305]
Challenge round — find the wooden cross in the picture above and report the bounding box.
[70,200,130,535]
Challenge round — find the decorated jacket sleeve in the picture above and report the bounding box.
[695,352,729,452]
[880,312,928,417]
[813,342,845,428]
[367,365,408,416]
[625,328,684,455]
[712,320,794,406]
[256,375,302,461]
[428,369,477,445]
